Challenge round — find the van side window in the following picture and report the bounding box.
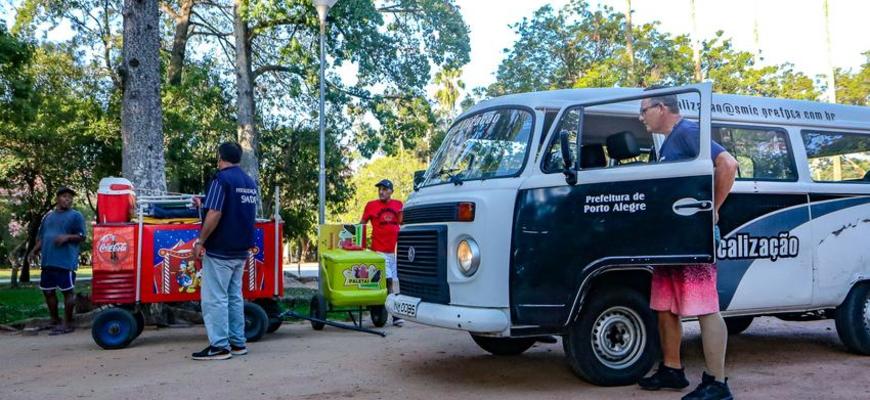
[802,130,870,183]
[542,108,581,173]
[713,126,797,181]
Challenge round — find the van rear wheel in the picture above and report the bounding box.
[835,283,870,355]
[471,334,536,356]
[563,287,658,386]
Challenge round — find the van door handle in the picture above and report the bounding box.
[672,198,713,216]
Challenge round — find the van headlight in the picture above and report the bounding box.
[456,239,480,276]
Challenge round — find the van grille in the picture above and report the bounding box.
[402,203,458,225]
[397,226,449,304]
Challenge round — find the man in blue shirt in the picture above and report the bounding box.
[191,142,258,361]
[29,187,86,335]
[636,90,738,400]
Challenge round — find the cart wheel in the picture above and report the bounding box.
[244,302,269,342]
[92,307,137,350]
[309,294,327,330]
[369,305,388,328]
[133,310,145,339]
[256,299,283,334]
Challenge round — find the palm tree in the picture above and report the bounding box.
[433,67,465,118]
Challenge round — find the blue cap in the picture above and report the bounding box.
[375,179,393,190]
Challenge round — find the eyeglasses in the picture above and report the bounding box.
[640,103,662,115]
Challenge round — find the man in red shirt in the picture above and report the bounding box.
[360,179,404,326]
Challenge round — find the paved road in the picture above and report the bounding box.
[1,317,868,400]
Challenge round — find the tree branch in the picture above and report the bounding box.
[253,64,300,80]
[160,1,180,21]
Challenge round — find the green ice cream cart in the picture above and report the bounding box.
[309,224,389,329]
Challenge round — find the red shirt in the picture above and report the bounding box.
[362,199,403,253]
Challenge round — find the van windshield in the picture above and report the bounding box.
[423,108,533,187]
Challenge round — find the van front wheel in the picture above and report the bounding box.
[563,287,658,386]
[471,334,536,356]
[835,283,870,355]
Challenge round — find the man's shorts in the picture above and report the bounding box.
[650,264,719,317]
[378,252,398,280]
[39,266,76,291]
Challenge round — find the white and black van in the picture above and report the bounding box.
[387,83,870,386]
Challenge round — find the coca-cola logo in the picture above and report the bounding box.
[98,236,128,253]
[96,233,131,265]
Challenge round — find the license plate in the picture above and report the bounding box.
[392,297,420,318]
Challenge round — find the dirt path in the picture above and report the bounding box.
[1,317,868,400]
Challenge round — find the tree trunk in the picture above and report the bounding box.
[625,0,634,84]
[121,0,167,195]
[233,0,260,185]
[20,212,41,283]
[690,0,702,82]
[166,0,195,86]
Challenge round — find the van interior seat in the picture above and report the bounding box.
[606,131,641,165]
[581,144,607,169]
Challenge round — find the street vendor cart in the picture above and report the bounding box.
[89,178,284,349]
[308,224,389,329]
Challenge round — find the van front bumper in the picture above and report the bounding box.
[386,294,510,334]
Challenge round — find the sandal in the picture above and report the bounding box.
[49,326,75,335]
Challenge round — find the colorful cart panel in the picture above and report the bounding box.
[92,222,283,305]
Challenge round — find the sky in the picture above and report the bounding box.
[4,0,868,101]
[449,0,870,98]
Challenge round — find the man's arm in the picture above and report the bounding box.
[713,151,739,223]
[195,178,226,258]
[29,239,42,259]
[55,213,86,245]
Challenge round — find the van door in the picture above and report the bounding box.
[510,84,716,327]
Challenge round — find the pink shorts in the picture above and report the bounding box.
[651,264,720,317]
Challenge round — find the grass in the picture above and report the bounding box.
[0,282,368,326]
[0,282,91,325]
[0,267,93,281]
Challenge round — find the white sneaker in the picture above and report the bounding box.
[392,318,405,327]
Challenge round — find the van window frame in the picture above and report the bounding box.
[540,105,582,174]
[421,105,537,188]
[800,129,870,184]
[712,123,799,183]
[540,88,706,174]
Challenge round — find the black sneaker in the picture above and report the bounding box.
[191,346,232,361]
[682,372,733,400]
[638,362,690,391]
[230,344,248,356]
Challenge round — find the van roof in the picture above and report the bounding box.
[464,88,870,131]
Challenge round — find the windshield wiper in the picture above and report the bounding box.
[437,167,463,186]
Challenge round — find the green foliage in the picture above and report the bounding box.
[258,124,354,243]
[486,0,821,100]
[162,58,238,193]
[835,52,870,106]
[0,41,120,228]
[334,151,426,225]
[243,0,470,157]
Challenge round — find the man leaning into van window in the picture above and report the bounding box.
[636,87,739,400]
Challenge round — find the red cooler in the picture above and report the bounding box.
[97,177,135,223]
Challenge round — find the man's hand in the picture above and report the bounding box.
[53,234,71,245]
[192,196,203,208]
[194,242,205,260]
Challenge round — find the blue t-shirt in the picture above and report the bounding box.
[202,166,258,259]
[659,119,726,163]
[38,209,86,270]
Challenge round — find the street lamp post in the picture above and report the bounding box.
[314,0,337,226]
[313,0,337,290]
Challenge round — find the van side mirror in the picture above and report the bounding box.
[559,131,577,186]
[413,170,425,191]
